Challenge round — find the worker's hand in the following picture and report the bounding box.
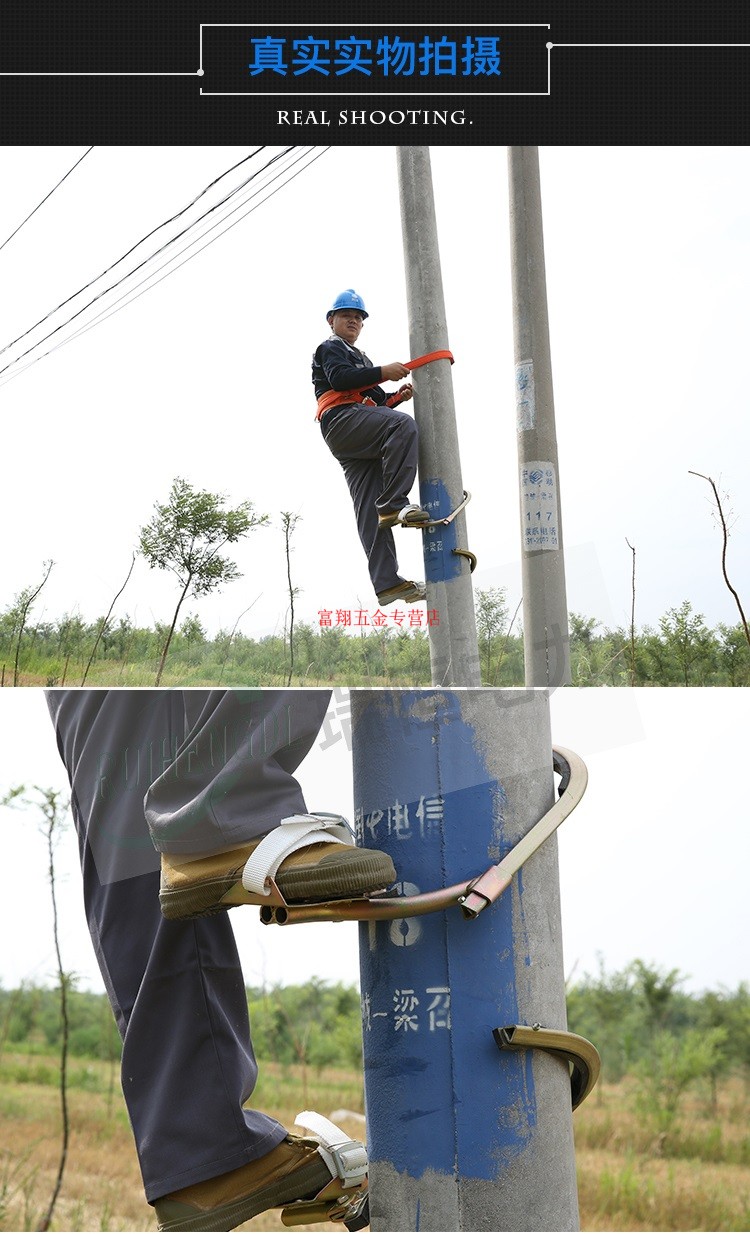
[396,383,413,401]
[381,361,410,381]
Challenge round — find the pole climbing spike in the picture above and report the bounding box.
[279,1112,369,1229]
[259,746,587,926]
[492,1024,601,1110]
[397,488,472,530]
[452,547,477,572]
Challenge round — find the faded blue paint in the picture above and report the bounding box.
[356,692,537,1186]
[418,478,462,582]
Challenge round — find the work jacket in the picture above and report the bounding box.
[311,336,389,409]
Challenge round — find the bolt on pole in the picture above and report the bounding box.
[353,688,580,1232]
[397,146,481,687]
[508,146,572,687]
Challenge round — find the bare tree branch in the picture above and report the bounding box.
[626,539,637,686]
[3,787,71,1231]
[281,512,302,687]
[11,561,54,686]
[80,553,136,685]
[689,471,750,649]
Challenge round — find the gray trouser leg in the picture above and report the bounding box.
[45,689,331,1201]
[323,404,419,595]
[144,689,332,855]
[339,453,403,595]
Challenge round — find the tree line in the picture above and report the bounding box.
[2,962,748,1086]
[2,591,749,687]
[5,473,749,686]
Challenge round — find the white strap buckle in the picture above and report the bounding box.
[241,813,354,897]
[294,1110,368,1189]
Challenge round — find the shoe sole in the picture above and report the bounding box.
[378,514,429,529]
[156,1155,332,1231]
[377,589,425,605]
[276,848,395,903]
[160,851,396,921]
[160,875,244,921]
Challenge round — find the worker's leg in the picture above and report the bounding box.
[323,404,421,594]
[143,690,333,855]
[323,403,420,520]
[44,690,332,1202]
[337,454,404,594]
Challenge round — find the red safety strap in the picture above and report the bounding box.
[316,349,454,420]
[405,349,454,371]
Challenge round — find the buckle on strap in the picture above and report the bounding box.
[294,1111,368,1188]
[241,813,354,896]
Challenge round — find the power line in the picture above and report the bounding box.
[0,147,299,381]
[29,148,324,362]
[57,148,330,350]
[0,146,274,359]
[0,147,331,389]
[0,147,94,257]
[0,146,301,380]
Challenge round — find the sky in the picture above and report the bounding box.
[1,686,747,1000]
[1,144,749,651]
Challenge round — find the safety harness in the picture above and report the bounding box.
[315,349,454,421]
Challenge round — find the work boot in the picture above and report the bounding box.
[376,579,427,606]
[159,825,396,921]
[378,503,430,529]
[153,1134,332,1231]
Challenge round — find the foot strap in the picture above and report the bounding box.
[294,1111,369,1189]
[280,1112,369,1228]
[241,814,353,896]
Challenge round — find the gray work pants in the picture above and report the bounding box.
[322,402,419,595]
[46,689,331,1201]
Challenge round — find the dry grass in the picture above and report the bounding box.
[574,1079,750,1232]
[1,1056,749,1231]
[0,1056,362,1233]
[577,1147,750,1232]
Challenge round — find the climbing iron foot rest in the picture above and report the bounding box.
[280,1112,369,1231]
[248,746,587,927]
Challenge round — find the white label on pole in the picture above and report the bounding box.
[521,461,560,552]
[515,359,535,431]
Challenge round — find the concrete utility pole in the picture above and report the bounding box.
[353,689,579,1232]
[397,147,481,687]
[508,146,571,687]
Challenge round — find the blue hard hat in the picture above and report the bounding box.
[327,289,368,320]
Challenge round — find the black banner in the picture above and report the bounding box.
[1,2,750,143]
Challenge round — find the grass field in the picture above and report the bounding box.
[1,1052,748,1232]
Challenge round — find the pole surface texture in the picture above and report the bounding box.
[353,690,579,1231]
[508,146,572,687]
[397,146,481,687]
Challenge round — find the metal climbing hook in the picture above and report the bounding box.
[493,1024,601,1110]
[256,745,587,927]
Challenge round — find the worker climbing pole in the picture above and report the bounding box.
[397,146,482,687]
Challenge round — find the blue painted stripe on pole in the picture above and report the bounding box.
[356,692,537,1185]
[418,478,462,582]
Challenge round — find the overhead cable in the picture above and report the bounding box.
[0,146,273,359]
[0,146,299,381]
[57,148,330,351]
[0,147,331,389]
[0,146,94,257]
